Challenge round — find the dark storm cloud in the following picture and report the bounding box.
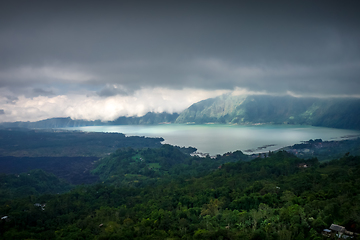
[97,84,129,97]
[0,0,360,96]
[32,88,55,97]
[5,95,18,104]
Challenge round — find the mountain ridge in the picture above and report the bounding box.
[1,95,360,130]
[0,112,179,129]
[175,94,360,129]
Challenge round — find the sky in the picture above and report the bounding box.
[1,0,360,122]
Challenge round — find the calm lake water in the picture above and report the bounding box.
[65,124,360,155]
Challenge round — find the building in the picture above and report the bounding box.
[322,224,359,239]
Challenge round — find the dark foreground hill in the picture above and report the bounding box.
[1,151,359,239]
[0,128,165,185]
[0,128,163,157]
[175,94,360,129]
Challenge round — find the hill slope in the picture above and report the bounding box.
[2,152,360,239]
[176,94,360,129]
[2,95,360,130]
[0,112,179,128]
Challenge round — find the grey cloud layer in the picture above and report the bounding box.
[1,0,360,96]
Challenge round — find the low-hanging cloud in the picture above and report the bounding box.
[0,88,229,122]
[32,88,55,97]
[0,1,359,122]
[0,65,94,88]
[96,84,129,97]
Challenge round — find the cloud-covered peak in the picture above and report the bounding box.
[1,1,359,122]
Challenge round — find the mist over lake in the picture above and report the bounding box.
[64,124,360,155]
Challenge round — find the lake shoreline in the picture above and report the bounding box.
[62,124,360,156]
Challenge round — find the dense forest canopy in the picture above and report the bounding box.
[1,1,359,237]
[1,146,360,239]
[0,128,360,239]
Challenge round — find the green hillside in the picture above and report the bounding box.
[176,94,360,129]
[0,169,72,202]
[91,144,248,187]
[1,151,359,239]
[2,95,360,130]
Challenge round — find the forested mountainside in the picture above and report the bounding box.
[0,112,179,129]
[2,95,360,130]
[1,128,360,239]
[1,151,359,239]
[109,112,179,125]
[175,95,360,129]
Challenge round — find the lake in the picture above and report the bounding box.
[65,124,360,156]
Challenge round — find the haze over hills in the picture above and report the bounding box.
[175,94,360,129]
[1,95,360,130]
[2,2,360,239]
[0,112,179,129]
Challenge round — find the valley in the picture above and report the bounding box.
[1,96,360,240]
[1,2,359,238]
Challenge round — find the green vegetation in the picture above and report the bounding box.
[1,150,360,239]
[175,94,360,129]
[0,169,72,202]
[0,128,163,157]
[1,128,360,239]
[0,128,164,184]
[0,156,99,185]
[2,95,360,130]
[110,112,180,125]
[91,145,249,187]
[281,138,360,161]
